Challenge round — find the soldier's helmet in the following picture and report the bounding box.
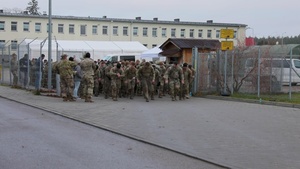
[157,61,163,65]
[145,62,151,67]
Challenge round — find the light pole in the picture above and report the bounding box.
[48,0,52,90]
[246,27,254,37]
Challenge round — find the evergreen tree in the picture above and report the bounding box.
[26,0,40,15]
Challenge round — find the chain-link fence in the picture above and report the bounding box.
[192,45,300,99]
[0,39,66,91]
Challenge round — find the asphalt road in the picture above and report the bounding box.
[0,98,224,169]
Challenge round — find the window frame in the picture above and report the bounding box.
[11,21,17,31]
[0,21,5,31]
[69,24,75,34]
[143,27,148,36]
[80,25,87,35]
[92,25,98,35]
[23,22,29,32]
[58,24,64,33]
[35,23,41,32]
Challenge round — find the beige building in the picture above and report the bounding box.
[0,12,247,51]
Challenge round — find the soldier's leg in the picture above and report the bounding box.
[169,81,176,101]
[111,81,117,101]
[142,80,149,102]
[85,77,94,102]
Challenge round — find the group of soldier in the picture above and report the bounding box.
[90,57,196,102]
[10,52,196,102]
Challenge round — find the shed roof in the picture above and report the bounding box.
[160,38,220,50]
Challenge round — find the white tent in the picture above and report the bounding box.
[20,39,148,61]
[141,46,166,62]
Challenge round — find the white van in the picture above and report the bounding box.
[102,53,163,63]
[245,58,300,85]
[102,53,150,62]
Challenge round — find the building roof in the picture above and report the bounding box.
[160,38,221,50]
[0,12,247,28]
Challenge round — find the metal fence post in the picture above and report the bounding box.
[257,47,261,98]
[192,47,198,94]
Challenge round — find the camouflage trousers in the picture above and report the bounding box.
[94,79,100,96]
[82,75,94,98]
[126,78,136,98]
[141,78,154,100]
[11,70,18,86]
[159,79,165,97]
[103,77,111,99]
[111,79,121,100]
[60,76,74,99]
[169,79,181,99]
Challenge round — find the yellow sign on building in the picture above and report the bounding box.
[221,41,233,50]
[221,29,234,39]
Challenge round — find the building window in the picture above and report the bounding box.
[11,22,17,31]
[47,23,53,33]
[92,25,97,35]
[123,26,128,36]
[69,24,74,34]
[198,29,203,38]
[180,29,185,37]
[113,26,118,35]
[152,28,157,37]
[80,25,86,35]
[133,27,138,36]
[162,28,167,37]
[143,44,148,48]
[58,24,64,33]
[171,28,176,37]
[189,29,194,38]
[23,22,29,32]
[216,30,220,38]
[207,30,212,38]
[35,23,41,32]
[143,27,148,36]
[152,44,157,48]
[102,26,108,35]
[11,40,17,50]
[234,31,237,38]
[0,21,4,31]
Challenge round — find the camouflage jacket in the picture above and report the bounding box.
[55,60,77,78]
[80,58,96,76]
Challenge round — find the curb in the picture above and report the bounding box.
[202,95,300,109]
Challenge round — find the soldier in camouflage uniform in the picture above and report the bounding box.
[80,52,96,102]
[54,54,77,101]
[152,64,160,96]
[157,61,166,98]
[165,61,184,101]
[103,61,113,99]
[97,61,106,95]
[182,63,192,99]
[188,64,196,95]
[110,63,124,101]
[124,61,137,99]
[10,53,18,87]
[93,65,100,97]
[137,62,155,102]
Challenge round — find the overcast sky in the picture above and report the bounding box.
[3,0,299,38]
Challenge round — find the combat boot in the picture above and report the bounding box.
[151,93,154,100]
[85,97,94,103]
[63,97,68,102]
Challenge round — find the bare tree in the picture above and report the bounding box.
[26,0,40,15]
